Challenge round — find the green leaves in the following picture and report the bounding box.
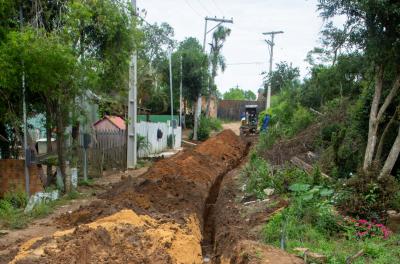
[289,183,311,193]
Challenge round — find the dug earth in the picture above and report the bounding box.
[9,130,302,264]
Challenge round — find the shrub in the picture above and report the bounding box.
[336,164,399,220]
[207,117,223,131]
[290,106,314,136]
[242,154,313,198]
[191,116,221,141]
[0,200,28,229]
[167,134,175,148]
[2,189,28,208]
[242,152,272,199]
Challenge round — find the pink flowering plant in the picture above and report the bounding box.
[341,217,392,240]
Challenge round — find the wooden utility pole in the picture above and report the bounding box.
[127,0,137,169]
[263,31,284,110]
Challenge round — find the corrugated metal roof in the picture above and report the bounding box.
[94,115,126,130]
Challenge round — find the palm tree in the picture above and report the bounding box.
[206,26,231,116]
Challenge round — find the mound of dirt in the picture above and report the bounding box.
[11,210,202,264]
[11,130,248,264]
[262,124,321,165]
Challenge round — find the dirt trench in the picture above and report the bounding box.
[8,130,246,264]
[8,130,302,264]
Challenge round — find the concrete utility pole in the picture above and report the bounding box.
[169,51,175,149]
[193,16,233,140]
[19,3,30,196]
[179,55,183,128]
[127,0,137,169]
[263,31,284,110]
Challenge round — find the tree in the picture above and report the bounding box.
[206,26,231,116]
[178,38,208,114]
[318,0,400,177]
[0,0,139,192]
[263,61,300,94]
[223,87,256,101]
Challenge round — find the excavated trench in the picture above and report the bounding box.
[201,146,250,263]
[9,130,249,264]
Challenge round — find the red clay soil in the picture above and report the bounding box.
[10,130,248,264]
[262,124,321,165]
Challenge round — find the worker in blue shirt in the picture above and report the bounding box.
[260,113,271,132]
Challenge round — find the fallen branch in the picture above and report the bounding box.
[346,249,364,264]
[182,140,197,146]
[290,157,331,179]
[309,107,323,116]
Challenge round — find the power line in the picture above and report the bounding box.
[227,62,265,65]
[184,0,203,18]
[210,0,224,16]
[196,0,213,15]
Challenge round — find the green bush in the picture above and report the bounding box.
[2,189,28,208]
[290,106,314,136]
[336,164,399,220]
[242,152,272,199]
[242,153,313,198]
[0,199,29,229]
[167,134,175,148]
[207,117,223,131]
[191,116,222,141]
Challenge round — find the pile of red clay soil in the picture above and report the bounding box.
[10,130,248,264]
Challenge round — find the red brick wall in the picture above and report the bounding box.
[0,159,44,197]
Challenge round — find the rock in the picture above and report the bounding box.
[263,188,274,196]
[293,247,327,263]
[0,230,8,236]
[387,210,400,233]
[307,252,327,263]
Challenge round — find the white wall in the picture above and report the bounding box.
[137,122,181,158]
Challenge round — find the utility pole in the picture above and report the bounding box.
[263,31,284,110]
[20,3,30,196]
[179,55,183,128]
[127,0,137,169]
[193,16,233,140]
[169,51,175,149]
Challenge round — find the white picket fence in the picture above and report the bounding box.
[137,121,181,158]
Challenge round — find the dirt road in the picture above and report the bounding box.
[222,122,241,136]
[5,130,302,264]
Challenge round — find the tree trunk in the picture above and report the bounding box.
[380,123,400,178]
[376,107,399,161]
[56,104,69,193]
[363,66,383,170]
[205,95,211,117]
[193,94,202,141]
[45,105,53,186]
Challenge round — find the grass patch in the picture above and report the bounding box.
[0,190,84,230]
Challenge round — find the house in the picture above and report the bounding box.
[93,115,126,131]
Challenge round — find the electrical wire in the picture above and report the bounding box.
[196,0,213,15]
[226,62,265,65]
[210,0,224,16]
[184,0,203,18]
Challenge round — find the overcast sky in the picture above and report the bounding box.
[138,0,327,95]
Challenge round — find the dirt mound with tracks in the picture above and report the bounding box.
[10,130,247,264]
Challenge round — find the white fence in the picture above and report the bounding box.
[137,121,181,158]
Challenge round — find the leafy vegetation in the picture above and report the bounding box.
[0,190,83,230]
[223,87,256,101]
